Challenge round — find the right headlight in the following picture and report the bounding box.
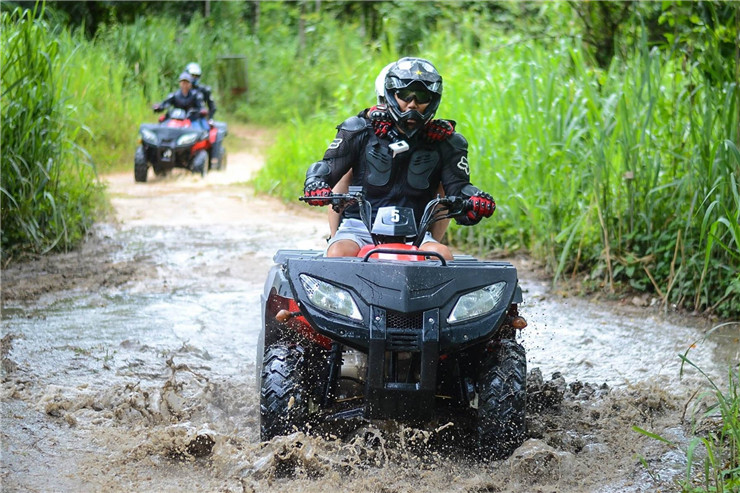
[447,281,507,324]
[299,274,362,321]
[177,133,199,146]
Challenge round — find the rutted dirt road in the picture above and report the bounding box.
[2,126,738,492]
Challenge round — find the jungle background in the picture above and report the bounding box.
[2,0,739,320]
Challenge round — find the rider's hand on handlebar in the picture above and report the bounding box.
[368,105,392,138]
[199,109,208,117]
[461,191,495,225]
[152,104,163,113]
[303,181,332,206]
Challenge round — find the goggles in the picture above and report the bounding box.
[396,87,433,104]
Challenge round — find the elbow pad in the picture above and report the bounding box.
[305,160,332,187]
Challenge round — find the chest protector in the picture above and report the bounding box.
[365,140,393,187]
[364,137,439,191]
[174,90,199,110]
[407,150,439,189]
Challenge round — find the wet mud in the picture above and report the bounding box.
[2,125,738,492]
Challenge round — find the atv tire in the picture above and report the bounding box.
[134,146,148,182]
[209,143,227,171]
[475,339,527,460]
[260,344,310,441]
[216,145,227,171]
[192,150,208,177]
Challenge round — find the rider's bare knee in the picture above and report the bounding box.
[327,240,360,257]
[420,242,453,261]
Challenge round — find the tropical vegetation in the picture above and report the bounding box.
[2,2,738,323]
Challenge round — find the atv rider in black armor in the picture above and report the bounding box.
[153,72,208,130]
[303,57,495,260]
[185,62,216,122]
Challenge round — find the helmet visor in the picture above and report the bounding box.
[396,87,433,104]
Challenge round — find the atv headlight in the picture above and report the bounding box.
[140,129,157,144]
[447,281,507,324]
[299,274,362,321]
[177,133,199,146]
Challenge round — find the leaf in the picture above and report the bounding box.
[632,425,676,446]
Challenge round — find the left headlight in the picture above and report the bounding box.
[177,133,199,146]
[299,274,362,321]
[140,128,157,144]
[447,281,507,324]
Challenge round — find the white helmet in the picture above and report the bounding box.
[185,62,202,83]
[374,62,395,105]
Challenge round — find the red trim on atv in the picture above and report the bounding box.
[357,243,424,261]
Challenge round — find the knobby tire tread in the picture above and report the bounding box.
[476,339,527,460]
[259,344,308,440]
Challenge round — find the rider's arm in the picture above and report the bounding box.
[204,86,216,119]
[193,91,206,111]
[304,116,368,189]
[429,183,449,241]
[328,171,353,236]
[439,132,482,199]
[439,132,495,225]
[158,92,176,109]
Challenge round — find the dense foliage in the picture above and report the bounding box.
[1,5,105,259]
[1,1,738,322]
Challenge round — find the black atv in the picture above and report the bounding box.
[134,108,227,182]
[257,187,527,460]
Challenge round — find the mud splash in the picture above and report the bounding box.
[2,333,710,493]
[2,126,738,492]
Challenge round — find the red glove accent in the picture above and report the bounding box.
[303,181,332,206]
[423,119,455,142]
[158,114,166,123]
[466,191,495,222]
[368,105,392,138]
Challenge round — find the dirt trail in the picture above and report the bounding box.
[2,125,737,492]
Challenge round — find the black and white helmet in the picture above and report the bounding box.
[384,57,443,137]
[185,62,202,84]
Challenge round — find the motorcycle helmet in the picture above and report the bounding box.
[374,62,395,105]
[384,57,443,137]
[186,62,202,84]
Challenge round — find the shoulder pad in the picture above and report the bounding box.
[447,132,468,151]
[337,116,368,133]
[201,85,212,92]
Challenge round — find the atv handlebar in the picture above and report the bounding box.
[300,188,473,248]
[297,191,471,215]
[298,193,357,208]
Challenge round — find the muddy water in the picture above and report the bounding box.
[2,140,738,492]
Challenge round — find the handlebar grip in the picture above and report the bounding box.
[439,196,472,215]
